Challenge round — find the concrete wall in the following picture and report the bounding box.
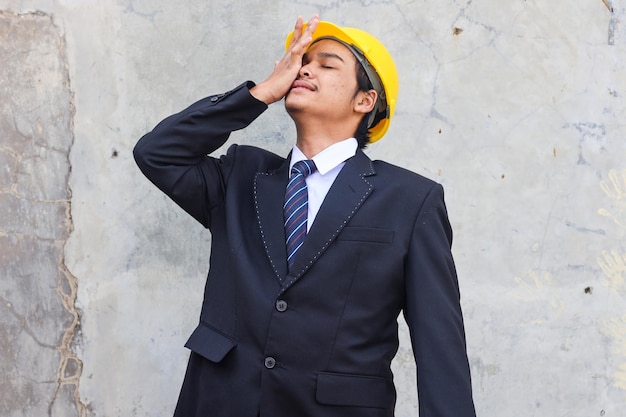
[0,1,624,416]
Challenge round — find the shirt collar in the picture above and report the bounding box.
[289,138,358,175]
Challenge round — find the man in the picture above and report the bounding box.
[134,15,476,417]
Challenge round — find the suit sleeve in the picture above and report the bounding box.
[133,82,268,227]
[403,184,476,417]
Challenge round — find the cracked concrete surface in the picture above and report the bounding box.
[0,10,85,417]
[1,1,626,416]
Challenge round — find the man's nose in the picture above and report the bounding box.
[298,63,312,78]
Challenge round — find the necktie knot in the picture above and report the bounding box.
[291,159,317,178]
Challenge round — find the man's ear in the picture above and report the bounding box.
[354,89,377,114]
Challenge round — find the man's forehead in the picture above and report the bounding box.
[305,39,356,62]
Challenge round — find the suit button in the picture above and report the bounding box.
[275,300,288,312]
[264,357,276,369]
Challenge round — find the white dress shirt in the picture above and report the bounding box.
[288,138,358,231]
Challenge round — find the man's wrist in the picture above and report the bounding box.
[250,82,280,105]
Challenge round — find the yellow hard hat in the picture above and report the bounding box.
[285,21,399,143]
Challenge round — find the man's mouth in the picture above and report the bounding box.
[291,80,316,91]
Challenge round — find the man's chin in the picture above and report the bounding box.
[284,97,306,115]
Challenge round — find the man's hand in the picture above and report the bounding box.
[250,15,319,105]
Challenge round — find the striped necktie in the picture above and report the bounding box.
[284,159,317,270]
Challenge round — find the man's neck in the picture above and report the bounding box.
[293,119,359,159]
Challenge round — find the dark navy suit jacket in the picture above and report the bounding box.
[134,81,476,417]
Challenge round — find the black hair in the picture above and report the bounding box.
[354,61,374,149]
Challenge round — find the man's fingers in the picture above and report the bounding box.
[288,15,319,53]
[296,15,319,51]
[290,16,304,45]
[304,15,319,39]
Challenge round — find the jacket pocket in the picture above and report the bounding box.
[316,372,389,409]
[336,227,394,244]
[184,322,237,363]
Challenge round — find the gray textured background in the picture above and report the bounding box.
[1,1,625,416]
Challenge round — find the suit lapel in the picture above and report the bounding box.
[281,150,376,292]
[254,159,290,282]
